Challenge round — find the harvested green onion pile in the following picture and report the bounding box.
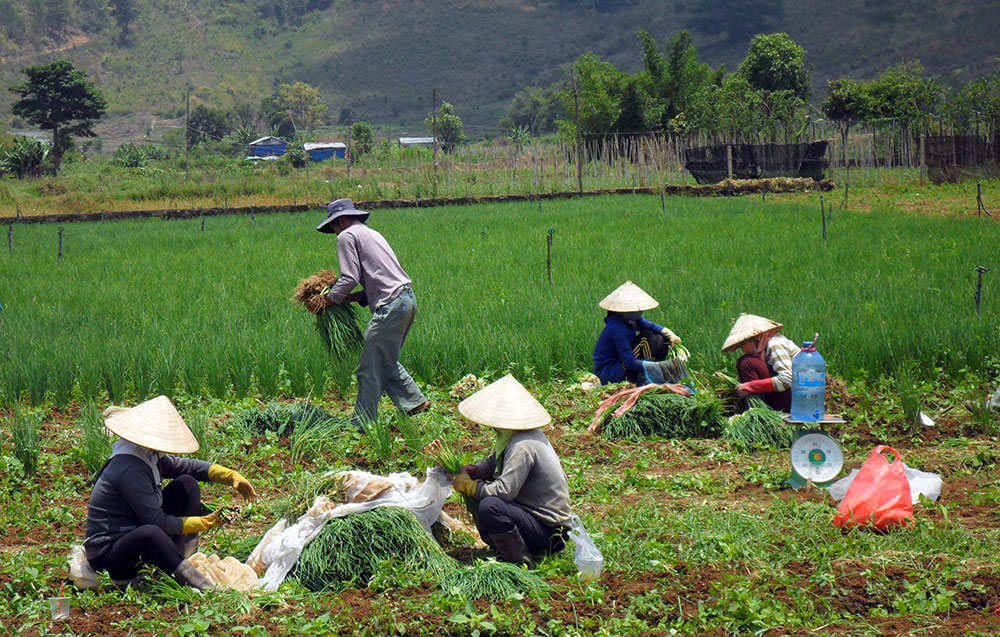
[602,391,724,442]
[724,397,793,452]
[294,506,547,600]
[439,560,549,599]
[231,401,336,437]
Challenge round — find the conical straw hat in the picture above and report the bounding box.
[103,395,199,454]
[598,281,659,312]
[458,374,551,430]
[721,314,784,352]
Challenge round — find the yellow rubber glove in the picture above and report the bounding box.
[452,472,478,498]
[181,510,221,534]
[208,464,258,501]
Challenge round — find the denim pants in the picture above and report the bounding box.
[352,288,427,428]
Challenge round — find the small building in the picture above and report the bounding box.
[304,142,347,162]
[249,136,288,157]
[398,137,436,149]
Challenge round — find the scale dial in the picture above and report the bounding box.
[790,431,844,483]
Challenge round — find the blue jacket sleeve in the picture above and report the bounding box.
[636,317,664,333]
[116,459,184,536]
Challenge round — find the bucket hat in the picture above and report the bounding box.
[103,395,199,454]
[458,374,551,430]
[316,198,371,233]
[721,313,784,352]
[599,281,659,312]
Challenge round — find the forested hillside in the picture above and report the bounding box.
[0,0,997,133]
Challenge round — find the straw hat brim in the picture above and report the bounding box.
[599,280,659,312]
[103,395,199,454]
[721,314,784,352]
[458,374,551,430]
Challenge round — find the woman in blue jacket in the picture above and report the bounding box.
[592,281,691,391]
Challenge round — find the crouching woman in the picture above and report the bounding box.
[84,396,257,590]
[444,374,572,569]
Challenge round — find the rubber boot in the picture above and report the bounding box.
[175,533,199,559]
[490,528,536,570]
[171,558,216,591]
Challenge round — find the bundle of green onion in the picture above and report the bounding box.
[601,390,724,442]
[724,397,793,452]
[294,506,547,600]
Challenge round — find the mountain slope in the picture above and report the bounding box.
[1,0,997,136]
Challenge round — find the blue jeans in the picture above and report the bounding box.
[352,288,427,428]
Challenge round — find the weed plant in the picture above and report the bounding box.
[9,409,40,477]
[80,401,112,476]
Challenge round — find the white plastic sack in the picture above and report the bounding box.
[67,545,100,590]
[989,382,1000,412]
[828,462,942,505]
[567,514,603,581]
[249,468,452,591]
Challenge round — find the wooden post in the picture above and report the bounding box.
[57,226,64,262]
[571,69,584,196]
[346,117,353,179]
[7,224,11,253]
[661,191,666,216]
[546,228,554,284]
[975,266,990,317]
[820,196,827,241]
[726,143,733,181]
[919,132,926,186]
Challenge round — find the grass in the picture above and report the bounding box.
[2,192,998,408]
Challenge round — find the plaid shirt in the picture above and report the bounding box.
[766,334,800,392]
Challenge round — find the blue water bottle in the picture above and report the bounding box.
[790,341,826,421]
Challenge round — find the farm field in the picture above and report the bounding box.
[2,193,1000,635]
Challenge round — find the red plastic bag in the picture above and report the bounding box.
[832,445,913,531]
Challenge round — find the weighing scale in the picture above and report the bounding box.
[783,415,846,489]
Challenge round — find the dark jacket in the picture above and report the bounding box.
[592,313,664,385]
[84,454,211,562]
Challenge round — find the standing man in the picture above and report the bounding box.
[317,198,430,429]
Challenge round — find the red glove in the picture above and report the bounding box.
[738,378,775,394]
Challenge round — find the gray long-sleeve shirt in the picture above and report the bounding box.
[325,222,412,311]
[473,429,573,529]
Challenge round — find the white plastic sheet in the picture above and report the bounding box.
[248,468,452,591]
[828,462,942,505]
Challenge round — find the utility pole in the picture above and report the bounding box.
[432,89,439,200]
[184,85,191,183]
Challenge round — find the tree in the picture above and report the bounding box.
[501,86,560,136]
[9,60,106,173]
[738,33,811,100]
[558,53,627,138]
[187,104,230,147]
[820,77,865,181]
[425,101,465,152]
[109,0,137,46]
[351,120,374,157]
[273,82,327,133]
[637,30,715,132]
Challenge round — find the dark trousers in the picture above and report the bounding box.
[477,496,566,555]
[736,353,792,412]
[90,475,202,579]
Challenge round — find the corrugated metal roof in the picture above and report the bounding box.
[249,136,287,146]
[303,142,346,150]
[398,137,436,145]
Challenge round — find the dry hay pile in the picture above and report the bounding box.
[714,177,835,194]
